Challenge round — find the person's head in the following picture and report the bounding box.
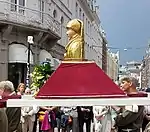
[66,19,82,40]
[25,88,31,95]
[17,83,25,94]
[120,76,139,93]
[0,81,14,96]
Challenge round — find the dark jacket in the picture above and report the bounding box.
[0,108,8,132]
[115,106,144,132]
[6,107,21,132]
[77,106,93,121]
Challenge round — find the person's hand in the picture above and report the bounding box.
[48,108,53,112]
[81,108,90,112]
[81,108,86,111]
[86,109,90,112]
[95,115,103,120]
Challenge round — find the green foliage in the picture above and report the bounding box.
[30,62,53,91]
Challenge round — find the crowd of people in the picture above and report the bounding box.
[0,76,150,132]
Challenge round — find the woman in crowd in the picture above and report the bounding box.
[17,83,25,95]
[21,88,39,132]
[38,106,58,132]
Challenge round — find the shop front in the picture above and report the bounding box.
[8,44,33,89]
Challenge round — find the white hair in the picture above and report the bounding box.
[0,81,14,92]
[120,76,139,87]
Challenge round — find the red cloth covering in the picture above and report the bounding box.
[37,61,126,99]
[0,95,21,108]
[0,100,6,108]
[127,92,147,97]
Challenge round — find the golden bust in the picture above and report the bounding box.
[64,19,84,60]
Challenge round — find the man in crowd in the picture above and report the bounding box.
[113,76,144,132]
[0,103,8,132]
[77,106,93,132]
[0,81,21,132]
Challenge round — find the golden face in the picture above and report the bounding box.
[66,28,76,40]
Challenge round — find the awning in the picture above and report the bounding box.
[9,44,34,64]
[37,61,126,99]
[39,50,54,67]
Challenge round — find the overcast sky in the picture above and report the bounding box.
[97,0,150,64]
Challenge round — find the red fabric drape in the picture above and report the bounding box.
[37,62,126,99]
[0,95,21,108]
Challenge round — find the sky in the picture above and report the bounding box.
[97,0,150,64]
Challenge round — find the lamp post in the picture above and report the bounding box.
[26,36,34,89]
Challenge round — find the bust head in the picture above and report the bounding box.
[66,19,82,40]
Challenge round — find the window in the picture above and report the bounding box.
[38,0,44,22]
[53,10,57,18]
[11,0,17,12]
[61,16,64,24]
[8,63,27,90]
[79,8,81,19]
[86,18,88,33]
[76,3,78,17]
[67,0,69,8]
[11,0,25,14]
[39,0,44,12]
[82,13,84,22]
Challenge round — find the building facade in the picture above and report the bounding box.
[0,0,105,88]
[107,51,119,82]
[126,61,142,88]
[118,65,130,80]
[141,54,150,88]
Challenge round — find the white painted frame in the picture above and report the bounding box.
[7,97,150,107]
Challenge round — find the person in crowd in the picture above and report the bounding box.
[38,106,58,132]
[142,88,150,131]
[0,81,8,132]
[93,106,109,132]
[60,106,75,132]
[113,76,144,132]
[54,107,62,132]
[17,83,25,95]
[0,80,21,132]
[21,88,39,132]
[77,106,93,132]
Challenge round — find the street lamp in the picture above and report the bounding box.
[26,36,34,89]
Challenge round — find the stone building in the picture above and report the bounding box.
[107,51,119,82]
[0,0,106,88]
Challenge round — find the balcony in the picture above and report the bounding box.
[0,1,61,37]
